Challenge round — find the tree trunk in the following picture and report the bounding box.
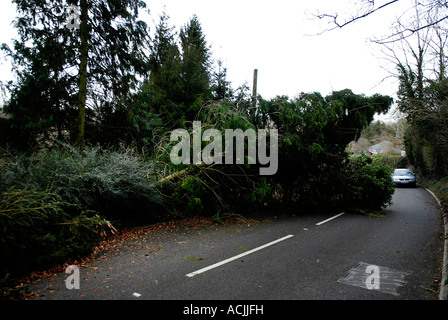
[77,0,88,146]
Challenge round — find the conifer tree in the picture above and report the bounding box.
[2,0,150,148]
[179,15,213,119]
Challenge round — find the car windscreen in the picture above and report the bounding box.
[394,169,413,176]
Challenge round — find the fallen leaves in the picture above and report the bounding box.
[11,215,262,300]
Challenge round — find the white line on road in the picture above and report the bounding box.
[316,212,346,226]
[186,234,294,278]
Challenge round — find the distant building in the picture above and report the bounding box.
[368,141,402,155]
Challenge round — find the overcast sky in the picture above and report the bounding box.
[146,1,410,100]
[0,0,413,120]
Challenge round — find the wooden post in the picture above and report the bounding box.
[252,69,258,118]
[252,69,258,101]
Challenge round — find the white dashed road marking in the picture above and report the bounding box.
[316,212,345,226]
[186,234,294,278]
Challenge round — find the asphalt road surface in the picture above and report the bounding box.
[29,187,443,301]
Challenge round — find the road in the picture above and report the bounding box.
[29,187,443,301]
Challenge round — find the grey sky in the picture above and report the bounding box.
[0,0,411,120]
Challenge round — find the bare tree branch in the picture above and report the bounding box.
[313,0,448,44]
[314,0,400,35]
[374,14,448,44]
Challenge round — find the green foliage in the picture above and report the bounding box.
[155,100,265,218]
[156,90,393,216]
[0,187,115,278]
[326,90,393,143]
[179,15,212,108]
[145,13,225,129]
[2,0,151,148]
[339,154,395,210]
[254,90,393,204]
[211,60,234,101]
[251,178,270,202]
[181,177,204,214]
[0,144,162,222]
[396,44,448,178]
[420,177,448,207]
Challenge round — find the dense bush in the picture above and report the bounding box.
[0,187,115,278]
[0,144,164,284]
[0,144,163,223]
[339,154,395,211]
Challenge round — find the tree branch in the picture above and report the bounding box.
[314,0,400,34]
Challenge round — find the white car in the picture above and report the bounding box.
[392,168,416,187]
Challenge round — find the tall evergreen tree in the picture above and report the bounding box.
[179,15,212,119]
[2,1,79,148]
[211,59,233,101]
[149,10,178,77]
[2,0,150,148]
[146,13,214,127]
[148,10,182,121]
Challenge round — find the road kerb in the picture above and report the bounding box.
[426,188,448,300]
